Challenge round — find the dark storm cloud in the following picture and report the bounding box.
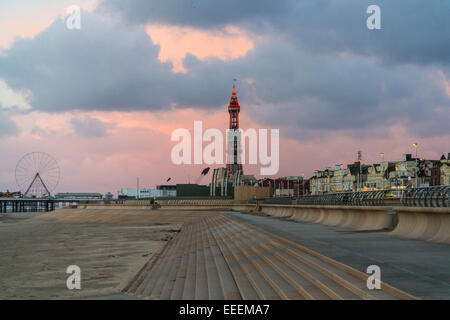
[100,0,450,66]
[279,0,450,66]
[183,38,450,138]
[0,2,449,139]
[0,11,231,112]
[98,0,293,29]
[0,12,174,112]
[70,116,108,138]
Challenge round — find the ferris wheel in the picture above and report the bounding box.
[15,152,60,198]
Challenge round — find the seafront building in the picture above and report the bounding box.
[308,153,450,195]
[118,186,176,199]
[54,192,104,200]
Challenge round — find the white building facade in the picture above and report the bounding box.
[118,188,176,199]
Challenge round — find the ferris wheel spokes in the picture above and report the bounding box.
[15,152,60,198]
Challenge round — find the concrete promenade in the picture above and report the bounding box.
[1,206,449,299]
[225,211,450,299]
[125,213,414,300]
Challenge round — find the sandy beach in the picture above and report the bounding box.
[0,208,209,299]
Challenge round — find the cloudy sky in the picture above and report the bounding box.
[0,0,449,194]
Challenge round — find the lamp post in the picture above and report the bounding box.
[329,172,332,193]
[273,180,275,197]
[358,159,362,192]
[395,164,401,197]
[413,143,418,188]
[357,150,362,192]
[137,176,139,200]
[301,172,305,196]
[380,152,384,190]
[326,171,330,193]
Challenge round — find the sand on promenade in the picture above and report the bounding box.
[0,207,211,299]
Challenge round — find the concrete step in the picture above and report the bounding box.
[222,217,357,299]
[125,213,416,300]
[223,215,400,300]
[150,225,190,299]
[159,224,193,299]
[170,223,194,300]
[199,219,223,299]
[230,215,416,300]
[133,224,185,296]
[213,217,303,299]
[181,221,198,299]
[200,218,242,299]
[219,216,322,299]
[207,217,261,299]
[195,222,209,299]
[208,216,282,299]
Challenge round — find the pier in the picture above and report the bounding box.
[0,198,55,213]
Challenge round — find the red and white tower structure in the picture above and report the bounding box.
[226,81,243,176]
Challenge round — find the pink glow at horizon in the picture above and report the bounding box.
[1,108,448,195]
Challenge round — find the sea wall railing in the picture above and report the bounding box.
[401,186,449,207]
[296,186,449,207]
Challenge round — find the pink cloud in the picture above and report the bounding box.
[145,24,255,72]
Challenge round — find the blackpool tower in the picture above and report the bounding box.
[226,81,243,176]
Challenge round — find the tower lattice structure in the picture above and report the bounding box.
[226,82,243,176]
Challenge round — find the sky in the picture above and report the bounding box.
[0,0,449,195]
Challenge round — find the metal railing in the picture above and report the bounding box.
[296,186,449,207]
[400,186,449,207]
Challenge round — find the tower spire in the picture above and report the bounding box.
[226,80,243,176]
[229,80,240,110]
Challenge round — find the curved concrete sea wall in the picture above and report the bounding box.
[260,205,394,231]
[81,200,450,245]
[390,207,450,245]
[257,204,450,244]
[260,205,295,218]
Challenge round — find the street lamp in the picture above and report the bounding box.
[137,176,140,200]
[358,159,362,192]
[413,143,418,188]
[301,172,305,196]
[380,152,384,190]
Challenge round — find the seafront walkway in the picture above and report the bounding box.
[125,212,419,300]
[2,205,449,299]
